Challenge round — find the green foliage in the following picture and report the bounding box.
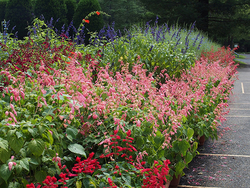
[73,0,104,43]
[34,0,68,29]
[5,0,33,39]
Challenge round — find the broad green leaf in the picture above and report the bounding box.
[182,115,187,123]
[35,170,47,183]
[8,182,20,188]
[46,116,52,122]
[28,128,37,137]
[20,158,30,171]
[66,127,78,141]
[0,138,8,151]
[122,175,131,185]
[9,136,24,153]
[76,181,82,188]
[178,140,190,156]
[28,139,45,156]
[68,144,86,157]
[175,160,185,176]
[30,156,41,165]
[47,131,54,145]
[0,164,12,183]
[172,141,179,153]
[0,149,11,163]
[187,128,194,139]
[82,178,90,188]
[135,137,144,148]
[15,164,23,174]
[185,152,193,164]
[157,149,165,159]
[21,178,29,187]
[16,131,23,139]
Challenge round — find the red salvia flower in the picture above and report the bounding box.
[83,19,90,23]
[96,11,100,15]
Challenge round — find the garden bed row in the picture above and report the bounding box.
[0,16,238,187]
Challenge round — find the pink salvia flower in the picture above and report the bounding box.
[8,162,16,171]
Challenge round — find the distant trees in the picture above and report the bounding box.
[98,0,148,31]
[65,0,77,25]
[5,0,33,39]
[0,0,8,23]
[139,0,207,31]
[73,0,104,43]
[209,0,250,48]
[34,0,68,29]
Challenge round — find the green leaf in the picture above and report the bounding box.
[76,181,82,188]
[154,131,164,147]
[30,156,41,165]
[9,136,24,153]
[28,139,45,156]
[47,131,54,145]
[187,128,194,139]
[20,158,30,172]
[8,182,21,188]
[185,152,193,164]
[66,127,78,142]
[68,144,86,157]
[178,140,190,156]
[175,160,185,176]
[35,170,47,183]
[15,164,23,174]
[28,128,37,137]
[0,149,11,163]
[135,137,144,148]
[0,138,8,151]
[157,149,165,159]
[82,178,90,188]
[172,141,179,153]
[46,116,52,122]
[0,164,12,183]
[16,131,23,139]
[122,175,131,185]
[182,115,187,123]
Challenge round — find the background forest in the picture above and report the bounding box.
[1,0,250,50]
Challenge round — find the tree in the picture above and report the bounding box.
[65,0,77,25]
[209,0,250,48]
[73,0,104,43]
[5,0,33,39]
[0,0,8,23]
[34,0,68,30]
[98,0,147,31]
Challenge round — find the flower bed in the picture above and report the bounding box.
[0,16,238,188]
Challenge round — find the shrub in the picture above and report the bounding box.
[73,0,104,44]
[5,0,33,39]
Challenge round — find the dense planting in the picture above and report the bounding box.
[0,15,238,188]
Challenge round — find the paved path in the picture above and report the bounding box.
[179,54,250,188]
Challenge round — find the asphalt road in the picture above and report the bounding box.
[179,55,250,188]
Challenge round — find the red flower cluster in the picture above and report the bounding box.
[99,130,136,163]
[72,152,101,174]
[141,159,171,188]
[108,178,117,188]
